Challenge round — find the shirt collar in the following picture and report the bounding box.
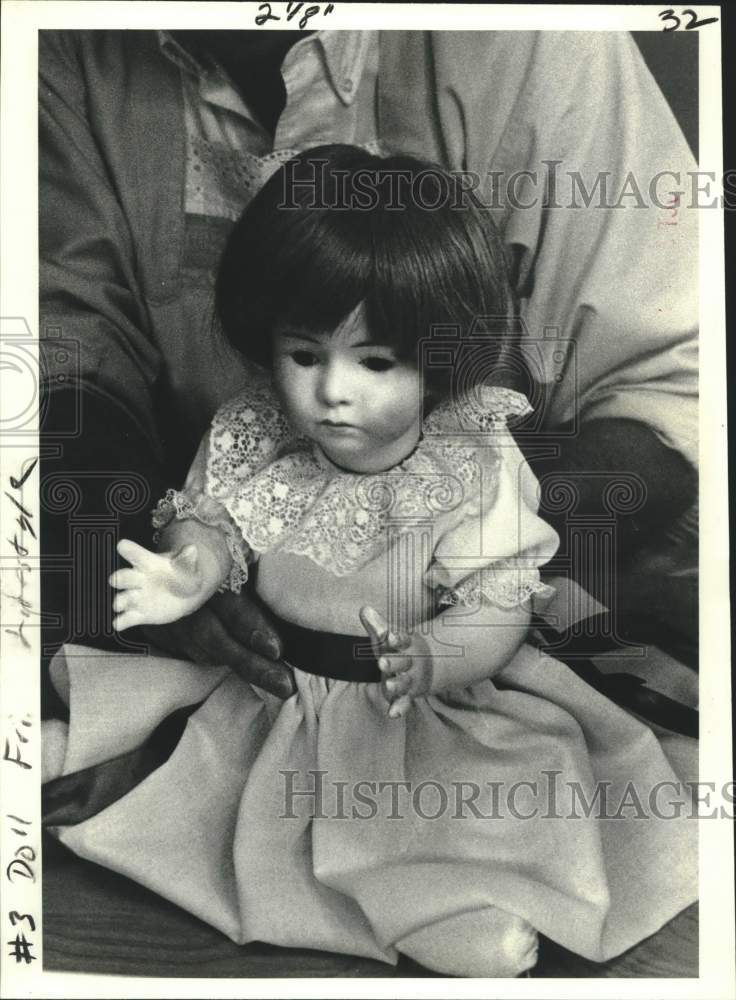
[158,29,373,109]
[314,30,376,107]
[158,30,207,78]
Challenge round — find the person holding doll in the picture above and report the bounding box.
[42,146,696,977]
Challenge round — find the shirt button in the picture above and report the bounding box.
[343,78,353,93]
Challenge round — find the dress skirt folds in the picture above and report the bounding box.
[42,385,698,975]
[43,640,697,975]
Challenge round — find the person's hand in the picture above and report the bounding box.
[110,538,210,631]
[359,605,433,718]
[140,587,295,699]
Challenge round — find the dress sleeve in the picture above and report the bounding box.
[150,384,292,592]
[151,431,252,594]
[426,431,559,611]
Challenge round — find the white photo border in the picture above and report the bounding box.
[0,3,731,998]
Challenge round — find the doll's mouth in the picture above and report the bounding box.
[320,419,356,429]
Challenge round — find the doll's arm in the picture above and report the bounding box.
[110,519,233,631]
[427,599,531,691]
[360,601,530,717]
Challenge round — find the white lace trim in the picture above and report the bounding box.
[422,384,533,436]
[152,489,250,594]
[199,382,533,578]
[153,381,539,586]
[185,134,388,221]
[437,563,556,611]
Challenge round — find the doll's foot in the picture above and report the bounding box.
[396,906,539,977]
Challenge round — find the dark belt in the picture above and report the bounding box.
[42,609,698,829]
[278,617,382,683]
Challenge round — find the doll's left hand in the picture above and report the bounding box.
[359,606,433,719]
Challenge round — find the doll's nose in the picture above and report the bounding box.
[318,361,352,407]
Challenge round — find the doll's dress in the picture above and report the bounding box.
[43,382,697,976]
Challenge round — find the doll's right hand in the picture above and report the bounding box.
[110,538,208,631]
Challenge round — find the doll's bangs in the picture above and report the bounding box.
[216,144,516,378]
[247,210,442,360]
[257,210,378,343]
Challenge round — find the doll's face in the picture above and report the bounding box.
[273,304,423,473]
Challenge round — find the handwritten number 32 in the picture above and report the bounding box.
[659,9,719,30]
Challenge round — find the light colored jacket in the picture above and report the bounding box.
[40,30,698,469]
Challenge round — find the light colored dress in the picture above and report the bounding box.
[44,382,697,976]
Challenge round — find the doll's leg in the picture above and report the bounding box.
[395,904,539,978]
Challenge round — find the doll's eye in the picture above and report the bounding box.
[290,350,319,367]
[361,356,395,372]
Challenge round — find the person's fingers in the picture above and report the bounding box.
[185,605,296,699]
[246,659,297,699]
[185,606,249,663]
[117,538,160,569]
[141,604,294,699]
[388,694,413,719]
[141,607,215,661]
[209,590,282,660]
[142,607,228,662]
[231,645,296,698]
[113,609,142,632]
[108,568,143,591]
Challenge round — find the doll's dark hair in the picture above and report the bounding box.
[215,144,525,400]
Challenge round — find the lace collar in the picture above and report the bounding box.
[204,380,532,576]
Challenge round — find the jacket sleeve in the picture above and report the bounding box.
[39,31,164,446]
[395,30,697,472]
[478,31,698,469]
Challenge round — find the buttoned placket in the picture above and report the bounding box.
[160,29,374,151]
[158,30,380,221]
[273,32,374,152]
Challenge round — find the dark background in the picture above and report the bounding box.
[632,31,698,158]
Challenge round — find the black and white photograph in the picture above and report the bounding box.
[0,2,732,997]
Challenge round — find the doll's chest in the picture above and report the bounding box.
[255,525,439,637]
